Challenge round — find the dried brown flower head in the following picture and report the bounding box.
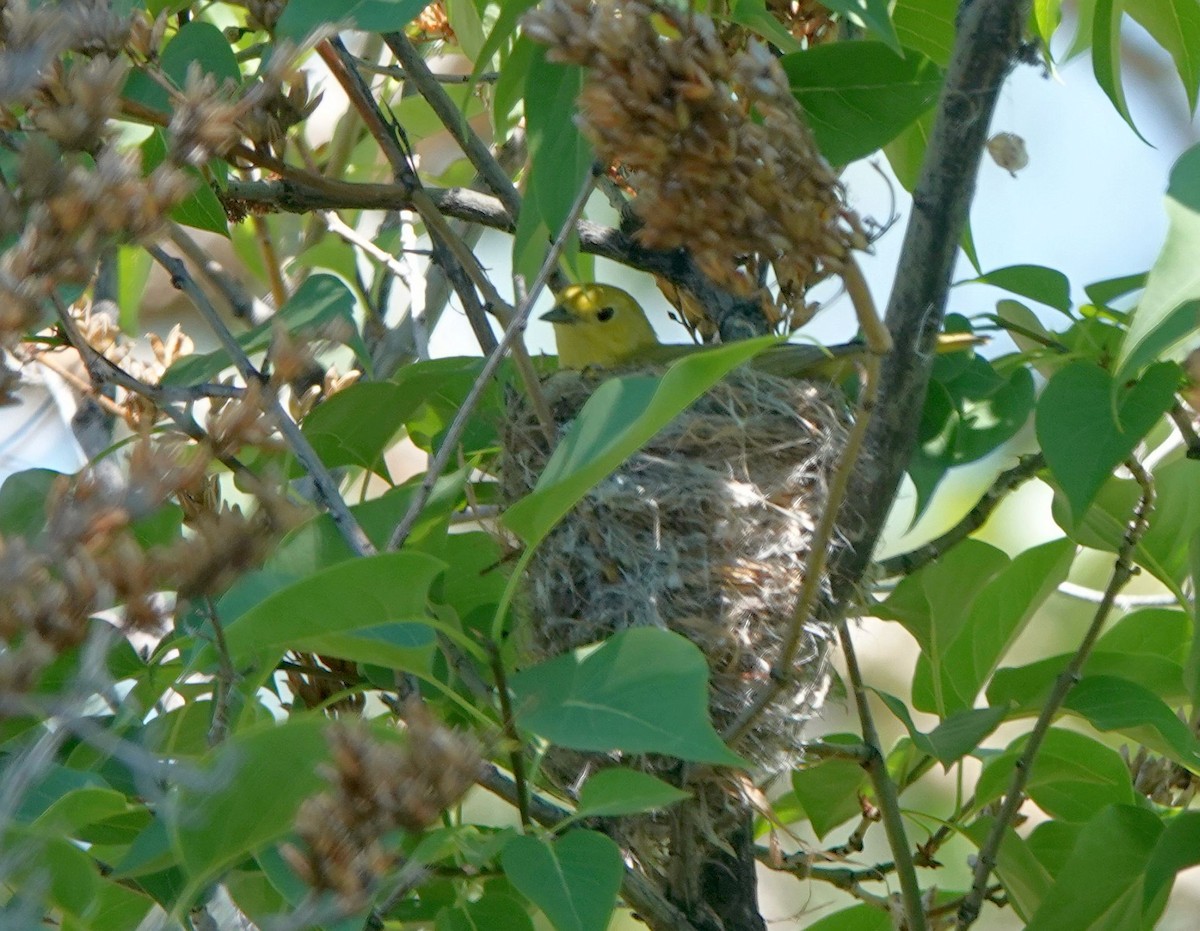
[524,0,866,319]
[411,2,456,43]
[282,707,482,908]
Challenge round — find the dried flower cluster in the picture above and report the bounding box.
[1124,743,1199,808]
[282,707,482,908]
[0,438,293,698]
[169,45,320,164]
[411,2,456,44]
[767,0,837,45]
[524,0,866,318]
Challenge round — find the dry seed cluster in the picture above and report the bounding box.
[524,0,866,318]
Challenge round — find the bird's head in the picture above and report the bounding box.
[540,283,661,370]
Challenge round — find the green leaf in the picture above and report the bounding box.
[976,729,1136,823]
[500,831,622,931]
[883,105,935,191]
[163,274,361,385]
[276,0,431,39]
[873,692,1010,765]
[781,43,943,165]
[988,608,1191,709]
[476,0,541,82]
[790,743,869,839]
[297,381,412,478]
[510,628,745,766]
[967,264,1072,315]
[893,0,955,65]
[520,48,591,281]
[1144,811,1200,909]
[0,468,56,538]
[1025,806,1162,930]
[1036,361,1179,521]
[33,787,131,836]
[1128,0,1200,113]
[1064,675,1200,766]
[502,337,779,547]
[141,130,228,236]
[438,893,535,931]
[1119,145,1200,375]
[1085,271,1147,308]
[216,551,443,674]
[913,539,1075,714]
[1092,0,1150,142]
[122,21,240,113]
[804,905,892,931]
[726,0,802,52]
[118,243,153,331]
[818,0,901,52]
[167,716,333,902]
[444,0,485,59]
[1033,0,1064,49]
[962,817,1053,921]
[574,769,691,818]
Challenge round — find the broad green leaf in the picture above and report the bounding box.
[4,829,102,921]
[963,818,1053,921]
[1092,0,1149,142]
[988,608,1190,709]
[819,0,901,52]
[804,905,892,931]
[1128,0,1200,112]
[727,0,802,52]
[876,539,1009,660]
[118,243,153,331]
[33,787,131,836]
[976,729,1136,823]
[893,0,955,64]
[912,539,1075,714]
[966,264,1072,315]
[1144,811,1200,909]
[1189,529,1200,704]
[444,0,485,59]
[1053,467,1192,604]
[476,0,541,83]
[1119,145,1200,375]
[1025,806,1161,930]
[1033,0,1064,49]
[790,743,869,839]
[520,48,590,282]
[1036,361,1179,521]
[1085,271,1147,308]
[122,21,240,113]
[502,337,779,546]
[216,551,443,673]
[1064,675,1200,767]
[163,275,361,385]
[510,628,745,766]
[501,831,622,931]
[0,468,56,538]
[437,893,535,931]
[873,692,1010,765]
[883,105,935,191]
[781,43,943,165]
[276,0,430,39]
[574,769,690,818]
[297,381,413,478]
[167,717,332,902]
[141,130,227,236]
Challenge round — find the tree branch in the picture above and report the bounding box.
[832,0,1032,592]
[955,456,1155,928]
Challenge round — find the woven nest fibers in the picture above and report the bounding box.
[501,365,852,774]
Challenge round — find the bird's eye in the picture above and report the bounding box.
[597,306,615,322]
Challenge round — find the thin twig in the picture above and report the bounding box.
[382,32,523,220]
[487,641,531,827]
[955,456,1155,929]
[354,58,501,83]
[878,453,1045,577]
[147,245,375,558]
[203,596,237,747]
[386,169,597,552]
[726,290,885,740]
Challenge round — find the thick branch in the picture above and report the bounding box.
[832,0,1032,591]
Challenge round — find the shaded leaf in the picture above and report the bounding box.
[575,769,690,819]
[501,831,622,931]
[510,629,745,766]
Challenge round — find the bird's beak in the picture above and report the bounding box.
[540,306,577,325]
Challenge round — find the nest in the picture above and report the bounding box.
[501,364,851,906]
[503,365,851,762]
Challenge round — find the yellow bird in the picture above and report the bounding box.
[541,283,873,379]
